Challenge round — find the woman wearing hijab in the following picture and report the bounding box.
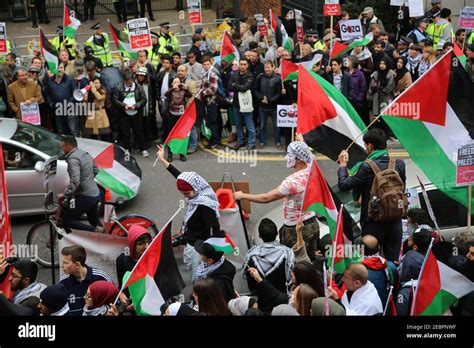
[368,57,396,118]
[394,57,413,97]
[83,281,120,316]
[156,144,223,275]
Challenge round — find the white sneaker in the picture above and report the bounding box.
[142,150,150,157]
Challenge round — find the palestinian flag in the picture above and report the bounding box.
[220,31,239,63]
[331,32,374,59]
[39,28,59,75]
[281,53,323,81]
[205,234,237,254]
[108,21,137,60]
[452,41,467,68]
[382,51,474,209]
[412,249,474,315]
[83,142,141,200]
[0,144,13,299]
[201,119,212,141]
[297,66,367,168]
[123,222,185,316]
[301,159,358,256]
[327,205,357,274]
[270,9,293,52]
[63,3,80,39]
[165,99,197,155]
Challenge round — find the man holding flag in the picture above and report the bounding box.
[337,128,406,262]
[234,141,320,260]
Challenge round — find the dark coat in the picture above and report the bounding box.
[113,83,147,114]
[227,71,255,109]
[254,72,282,109]
[326,71,353,101]
[208,259,236,303]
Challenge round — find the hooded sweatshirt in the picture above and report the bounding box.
[116,225,152,289]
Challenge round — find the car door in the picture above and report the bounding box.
[2,141,46,215]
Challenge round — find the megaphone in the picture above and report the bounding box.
[73,85,91,102]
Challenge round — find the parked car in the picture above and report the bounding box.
[252,159,469,246]
[0,118,142,216]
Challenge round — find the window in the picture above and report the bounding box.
[419,189,473,229]
[11,122,63,157]
[2,143,42,170]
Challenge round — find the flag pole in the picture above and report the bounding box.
[298,158,315,221]
[417,175,441,231]
[410,238,434,316]
[342,48,456,156]
[468,186,472,232]
[323,262,330,316]
[113,207,182,305]
[330,15,334,54]
[383,285,394,316]
[329,204,343,288]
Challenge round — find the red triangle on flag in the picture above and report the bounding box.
[281,59,298,80]
[384,53,451,126]
[331,41,349,59]
[95,144,114,169]
[412,250,441,315]
[297,66,337,135]
[165,100,197,143]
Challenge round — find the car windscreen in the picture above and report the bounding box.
[10,122,64,157]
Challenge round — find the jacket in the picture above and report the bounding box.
[362,256,398,306]
[85,33,113,67]
[45,74,75,108]
[395,250,425,315]
[7,80,44,119]
[63,147,100,199]
[326,71,353,100]
[254,72,282,109]
[113,83,147,114]
[338,155,406,227]
[156,69,177,99]
[368,70,396,116]
[255,278,289,314]
[228,71,255,108]
[157,33,180,55]
[208,259,236,303]
[349,69,367,107]
[165,85,192,116]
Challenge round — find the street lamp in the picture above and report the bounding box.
[233,0,240,33]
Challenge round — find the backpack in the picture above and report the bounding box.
[365,158,408,222]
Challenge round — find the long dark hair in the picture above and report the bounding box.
[294,262,324,297]
[193,278,232,316]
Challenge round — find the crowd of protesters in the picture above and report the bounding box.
[0,1,474,317]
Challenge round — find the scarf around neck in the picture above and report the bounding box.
[349,149,389,175]
[82,304,109,316]
[407,54,422,74]
[193,255,225,282]
[13,282,45,305]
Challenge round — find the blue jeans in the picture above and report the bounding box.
[188,125,197,151]
[234,107,256,147]
[259,108,280,145]
[56,114,80,137]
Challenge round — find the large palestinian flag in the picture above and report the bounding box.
[297,66,367,168]
[382,51,474,209]
[220,31,239,63]
[77,141,141,200]
[412,248,474,315]
[39,28,59,75]
[123,221,185,316]
[109,21,138,60]
[165,99,197,155]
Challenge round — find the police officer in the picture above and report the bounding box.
[51,26,78,61]
[157,22,180,55]
[85,23,113,68]
[147,31,161,69]
[426,9,453,49]
[306,30,325,51]
[407,16,430,45]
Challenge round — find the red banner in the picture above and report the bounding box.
[0,22,7,54]
[295,9,304,43]
[0,143,13,299]
[187,0,202,25]
[254,14,268,37]
[324,4,341,16]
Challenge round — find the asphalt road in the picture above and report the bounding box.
[9,144,407,293]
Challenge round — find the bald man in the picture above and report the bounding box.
[361,235,398,306]
[329,263,383,315]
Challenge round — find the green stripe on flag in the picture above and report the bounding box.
[64,27,76,39]
[222,53,236,63]
[419,289,458,316]
[167,137,190,156]
[96,169,136,199]
[305,202,336,239]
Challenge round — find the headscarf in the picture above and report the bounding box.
[377,56,392,87]
[177,172,220,225]
[395,57,409,83]
[286,141,314,164]
[192,255,225,282]
[228,296,254,316]
[271,304,300,316]
[88,281,120,309]
[127,225,152,261]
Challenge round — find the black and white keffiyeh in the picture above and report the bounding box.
[287,141,314,164]
[13,282,45,305]
[192,255,225,282]
[178,172,220,226]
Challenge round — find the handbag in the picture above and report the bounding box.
[238,90,254,113]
